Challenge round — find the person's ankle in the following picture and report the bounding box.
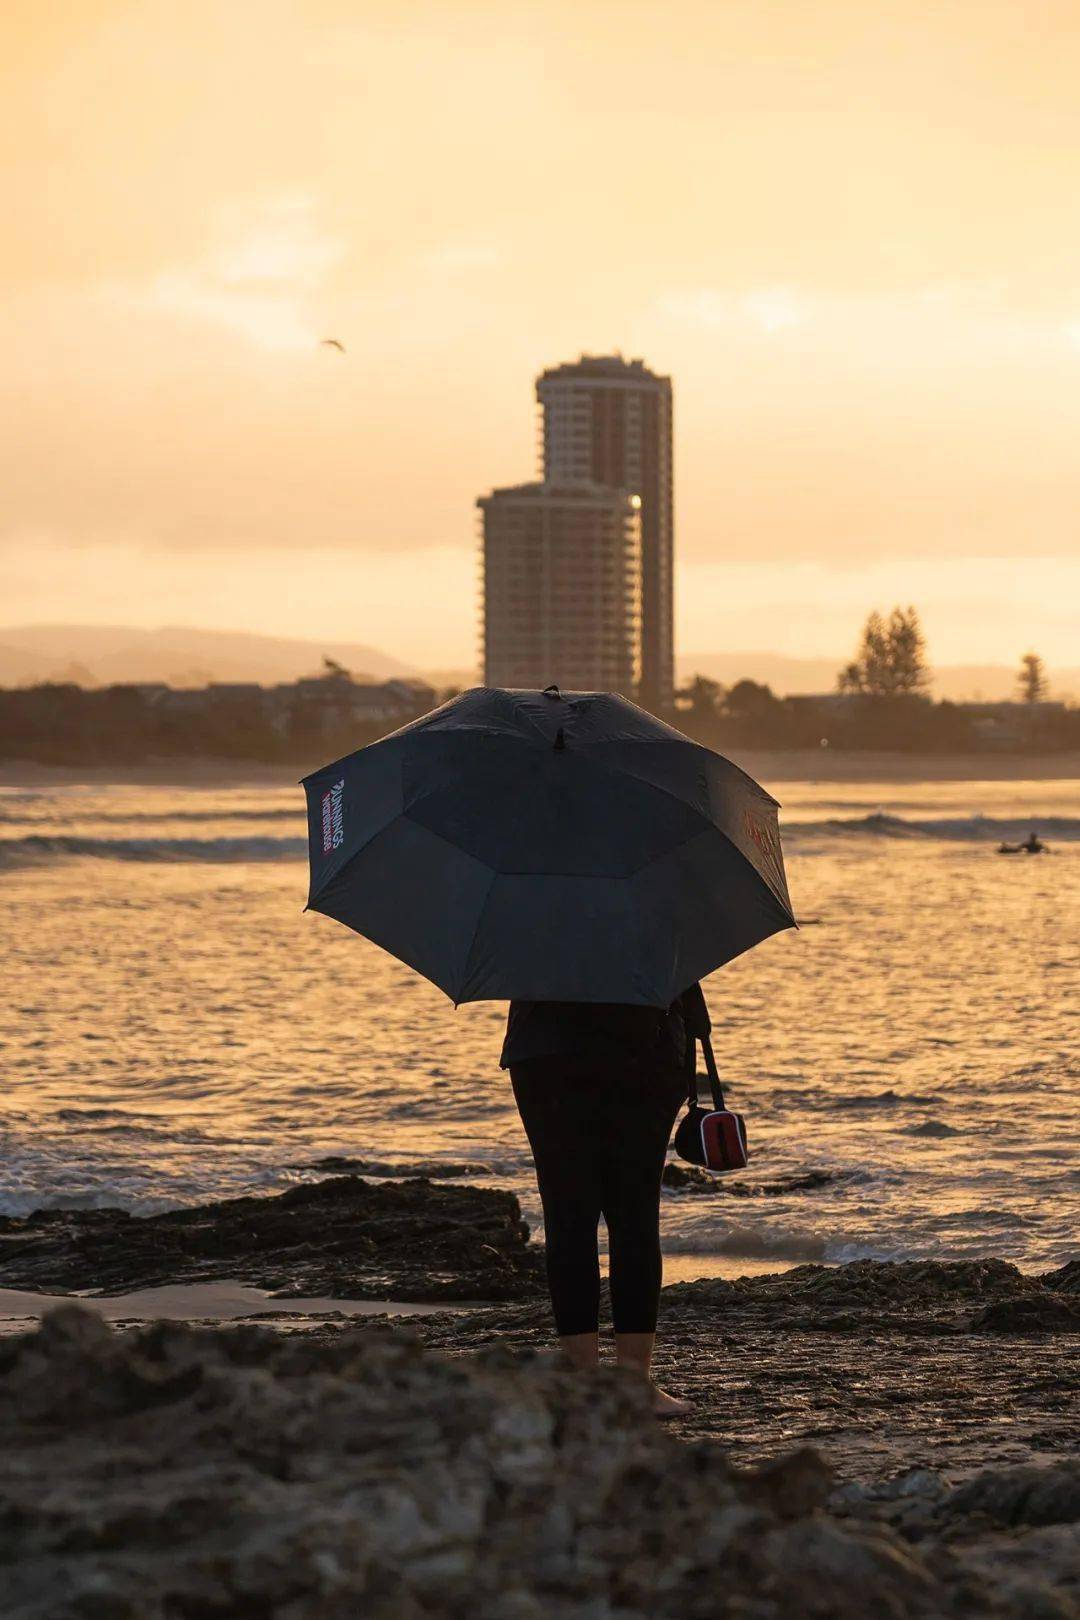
[559,1331,600,1371]
[613,1330,654,1377]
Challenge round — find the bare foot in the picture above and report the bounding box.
[651,1384,693,1418]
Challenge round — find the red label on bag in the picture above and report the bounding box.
[701,1110,749,1171]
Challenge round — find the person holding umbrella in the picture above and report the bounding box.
[303,686,794,1413]
[501,985,714,1414]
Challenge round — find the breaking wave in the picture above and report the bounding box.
[3,813,1078,869]
[0,806,302,826]
[782,813,1080,843]
[662,1225,830,1263]
[0,834,306,867]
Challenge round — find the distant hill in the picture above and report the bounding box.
[1,626,1073,703]
[678,652,1079,703]
[0,626,418,690]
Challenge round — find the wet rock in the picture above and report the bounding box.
[0,1176,546,1302]
[970,1295,1080,1334]
[307,1156,496,1179]
[1039,1260,1080,1296]
[943,1463,1080,1530]
[411,1260,1079,1488]
[661,1163,850,1197]
[0,1306,1054,1620]
[743,1446,835,1518]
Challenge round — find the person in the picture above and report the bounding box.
[501,984,710,1417]
[1022,830,1045,854]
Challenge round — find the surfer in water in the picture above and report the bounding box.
[998,830,1048,855]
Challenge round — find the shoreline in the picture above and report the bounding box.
[0,1279,475,1334]
[1,748,1078,790]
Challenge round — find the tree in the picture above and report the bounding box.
[837,607,930,698]
[675,674,724,718]
[724,678,781,722]
[1017,652,1048,705]
[321,656,352,681]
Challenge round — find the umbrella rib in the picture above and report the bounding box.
[586,739,782,813]
[454,866,500,1006]
[711,825,795,920]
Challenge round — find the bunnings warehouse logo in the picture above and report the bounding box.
[321,780,345,854]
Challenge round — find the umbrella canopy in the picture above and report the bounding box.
[302,686,795,1006]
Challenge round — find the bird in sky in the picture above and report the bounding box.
[320,338,346,353]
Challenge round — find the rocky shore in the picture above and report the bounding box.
[1,1176,1077,1617]
[1,1304,1077,1619]
[0,1174,544,1302]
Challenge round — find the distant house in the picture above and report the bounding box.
[102,682,172,704]
[206,683,267,704]
[268,675,436,738]
[960,700,1066,748]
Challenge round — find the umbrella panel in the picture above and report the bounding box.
[401,732,709,878]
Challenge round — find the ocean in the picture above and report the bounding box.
[1,773,1077,1281]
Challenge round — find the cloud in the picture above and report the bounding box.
[741,286,803,333]
[659,280,1080,367]
[658,285,805,336]
[112,196,344,353]
[417,240,503,273]
[215,195,343,286]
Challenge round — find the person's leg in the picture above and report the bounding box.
[511,1063,603,1359]
[598,1064,689,1412]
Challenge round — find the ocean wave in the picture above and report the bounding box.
[0,806,302,826]
[0,834,306,867]
[305,1156,513,1180]
[782,812,1080,842]
[663,1224,829,1262]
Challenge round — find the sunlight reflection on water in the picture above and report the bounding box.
[1,777,1077,1274]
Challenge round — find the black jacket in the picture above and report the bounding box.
[500,983,711,1072]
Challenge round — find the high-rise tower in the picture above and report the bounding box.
[479,483,642,694]
[536,356,674,710]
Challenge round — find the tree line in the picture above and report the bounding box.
[672,608,1074,752]
[0,611,1074,764]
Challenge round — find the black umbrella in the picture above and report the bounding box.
[303,686,794,1004]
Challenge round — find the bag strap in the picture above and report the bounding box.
[686,1029,726,1113]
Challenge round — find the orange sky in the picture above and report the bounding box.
[3,0,1080,671]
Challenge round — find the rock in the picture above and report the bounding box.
[943,1463,1080,1529]
[307,1156,495,1179]
[412,1259,1079,1489]
[0,1307,1025,1620]
[970,1296,1080,1334]
[744,1446,835,1518]
[1039,1260,1080,1296]
[0,1176,546,1303]
[661,1163,850,1197]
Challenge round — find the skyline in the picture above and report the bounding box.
[4,0,1080,668]
[1,620,1076,705]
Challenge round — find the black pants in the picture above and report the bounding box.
[511,1057,687,1336]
